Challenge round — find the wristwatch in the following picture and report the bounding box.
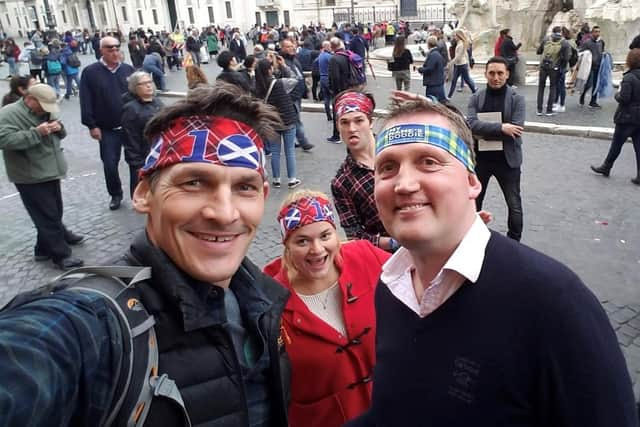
[388,238,400,252]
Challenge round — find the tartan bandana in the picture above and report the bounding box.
[334,91,374,120]
[375,124,475,174]
[277,195,336,242]
[139,116,265,178]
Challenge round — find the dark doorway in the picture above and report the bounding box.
[266,10,278,27]
[167,0,178,31]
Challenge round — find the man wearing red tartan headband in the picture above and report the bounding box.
[0,83,294,427]
[127,84,294,424]
[330,90,400,252]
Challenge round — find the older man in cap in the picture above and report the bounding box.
[0,83,84,269]
[0,83,291,427]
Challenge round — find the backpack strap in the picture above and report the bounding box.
[53,266,192,427]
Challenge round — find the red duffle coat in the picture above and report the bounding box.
[264,240,390,427]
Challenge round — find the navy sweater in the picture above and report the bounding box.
[347,232,638,427]
[80,61,134,130]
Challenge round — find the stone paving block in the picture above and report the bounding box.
[612,308,639,325]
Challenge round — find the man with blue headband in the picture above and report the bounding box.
[346,95,637,427]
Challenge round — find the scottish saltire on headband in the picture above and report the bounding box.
[334,91,374,119]
[140,116,266,178]
[277,195,336,242]
[375,124,475,173]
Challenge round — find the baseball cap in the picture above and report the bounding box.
[27,83,59,113]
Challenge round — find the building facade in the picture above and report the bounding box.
[0,0,450,38]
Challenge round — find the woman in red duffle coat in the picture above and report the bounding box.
[264,190,390,427]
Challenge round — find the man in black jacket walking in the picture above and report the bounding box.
[80,36,135,210]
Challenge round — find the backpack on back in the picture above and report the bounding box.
[30,50,43,66]
[1,266,192,427]
[541,39,562,70]
[67,53,81,68]
[47,58,62,74]
[336,50,366,87]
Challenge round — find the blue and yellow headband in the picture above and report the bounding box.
[375,124,475,173]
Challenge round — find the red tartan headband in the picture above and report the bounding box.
[277,195,336,242]
[139,116,265,179]
[334,91,374,120]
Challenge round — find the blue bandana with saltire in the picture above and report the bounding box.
[375,123,475,174]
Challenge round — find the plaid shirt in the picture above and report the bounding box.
[0,289,123,426]
[331,153,387,247]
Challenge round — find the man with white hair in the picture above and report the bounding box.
[80,36,135,211]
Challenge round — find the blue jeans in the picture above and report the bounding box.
[448,64,476,98]
[475,153,523,241]
[47,74,61,96]
[554,67,567,106]
[7,57,18,76]
[605,124,640,168]
[65,73,80,97]
[143,64,166,90]
[99,128,128,198]
[269,126,297,180]
[320,79,332,120]
[294,100,311,147]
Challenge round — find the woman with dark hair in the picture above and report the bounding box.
[4,38,20,78]
[591,48,640,185]
[254,56,302,189]
[2,75,35,106]
[389,35,413,91]
[499,28,521,86]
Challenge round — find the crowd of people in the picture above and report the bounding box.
[0,17,639,427]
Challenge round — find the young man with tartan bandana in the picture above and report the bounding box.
[345,94,638,427]
[330,90,399,252]
[0,83,292,427]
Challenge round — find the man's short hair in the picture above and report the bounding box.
[427,36,437,48]
[216,51,234,70]
[385,97,475,166]
[592,25,600,32]
[127,71,152,94]
[486,56,509,68]
[143,82,282,188]
[552,26,562,34]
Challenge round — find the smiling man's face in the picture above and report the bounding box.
[134,162,268,287]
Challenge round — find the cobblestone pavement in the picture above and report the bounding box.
[0,52,639,396]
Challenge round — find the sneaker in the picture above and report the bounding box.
[552,103,559,112]
[301,143,314,152]
[288,178,302,189]
[326,136,341,144]
[545,111,556,117]
[588,102,602,109]
[556,105,565,113]
[456,88,463,92]
[536,111,543,116]
[272,178,281,188]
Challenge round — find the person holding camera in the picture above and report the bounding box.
[389,35,413,91]
[0,83,84,269]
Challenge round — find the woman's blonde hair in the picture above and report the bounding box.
[278,189,343,284]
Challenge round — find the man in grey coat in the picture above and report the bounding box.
[467,56,525,241]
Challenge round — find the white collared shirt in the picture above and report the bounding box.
[100,57,122,73]
[380,215,490,317]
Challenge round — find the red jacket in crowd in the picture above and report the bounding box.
[264,240,390,427]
